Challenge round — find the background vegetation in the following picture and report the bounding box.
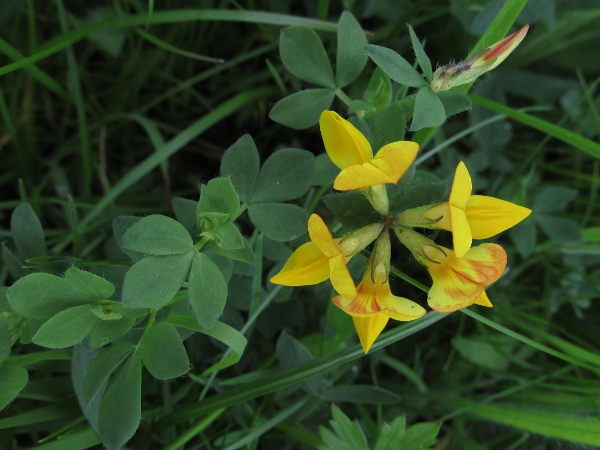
[1,0,599,449]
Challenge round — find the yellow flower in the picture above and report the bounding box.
[270,214,383,298]
[422,161,531,258]
[419,242,506,313]
[332,231,426,353]
[431,25,529,92]
[319,111,418,191]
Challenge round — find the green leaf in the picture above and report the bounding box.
[0,362,28,411]
[139,321,189,380]
[388,182,449,216]
[198,177,240,220]
[248,203,309,242]
[83,342,136,406]
[2,243,30,279]
[7,273,90,320]
[171,197,199,235]
[374,416,406,450]
[277,332,328,395]
[400,422,440,449]
[122,252,193,308]
[188,253,228,329]
[220,134,260,203]
[510,218,537,258]
[533,186,577,213]
[407,24,432,82]
[319,405,370,450]
[437,90,472,117]
[313,153,339,186]
[10,203,46,259]
[90,317,136,349]
[112,216,145,261]
[98,352,142,450]
[269,88,335,130]
[322,191,382,229]
[280,26,335,88]
[122,215,193,255]
[537,216,581,243]
[366,45,427,88]
[209,239,255,265]
[374,102,406,142]
[364,66,392,110]
[33,305,98,349]
[0,316,9,363]
[336,11,368,87]
[212,221,244,250]
[411,87,446,131]
[64,267,115,300]
[322,385,401,404]
[251,148,316,203]
[454,336,511,371]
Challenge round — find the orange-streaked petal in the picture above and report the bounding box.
[352,315,389,353]
[307,214,339,259]
[450,204,472,258]
[270,242,329,286]
[473,25,529,71]
[319,111,372,169]
[466,195,532,239]
[333,141,418,190]
[428,275,483,313]
[473,289,493,307]
[329,254,357,299]
[449,162,472,209]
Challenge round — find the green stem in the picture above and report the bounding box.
[334,88,352,108]
[137,309,158,347]
[194,237,208,251]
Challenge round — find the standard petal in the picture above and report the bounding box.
[352,315,389,353]
[270,242,329,286]
[427,270,483,313]
[319,111,372,169]
[449,162,472,209]
[450,244,507,285]
[466,195,532,239]
[333,141,418,190]
[473,289,493,307]
[450,204,472,258]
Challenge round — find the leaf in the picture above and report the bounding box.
[250,148,316,203]
[537,215,581,243]
[209,239,255,265]
[407,24,432,82]
[374,416,406,450]
[0,362,29,411]
[112,216,145,261]
[388,181,449,216]
[366,45,427,88]
[336,11,368,87]
[171,197,199,235]
[1,243,30,279]
[313,153,339,186]
[411,87,446,131]
[139,321,189,380]
[0,316,9,363]
[220,134,260,203]
[319,405,370,450]
[188,253,228,329]
[277,332,328,395]
[437,90,472,117]
[322,385,401,404]
[400,422,440,448]
[83,342,136,406]
[10,203,46,259]
[510,218,537,258]
[212,221,244,250]
[122,214,193,255]
[90,317,136,349]
[280,26,335,88]
[269,88,335,130]
[374,102,406,142]
[248,203,309,242]
[364,66,392,110]
[533,186,577,213]
[322,191,382,229]
[97,352,142,450]
[122,252,193,309]
[64,267,115,300]
[7,273,90,320]
[197,177,240,220]
[33,305,98,349]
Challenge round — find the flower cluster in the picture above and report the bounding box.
[271,111,531,353]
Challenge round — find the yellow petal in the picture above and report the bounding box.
[333,141,419,190]
[352,315,389,353]
[329,254,357,299]
[307,214,340,259]
[449,162,472,209]
[466,195,532,239]
[455,244,507,285]
[319,111,372,169]
[473,289,493,307]
[427,265,483,313]
[450,204,472,258]
[270,242,329,286]
[422,202,451,230]
[381,295,427,321]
